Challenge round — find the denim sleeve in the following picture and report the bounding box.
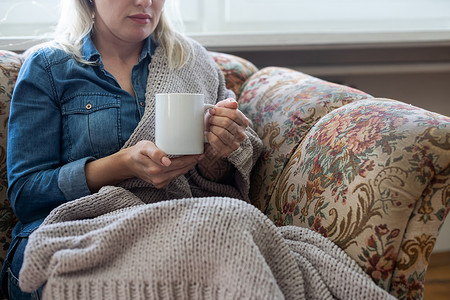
[6,50,93,223]
[58,157,95,200]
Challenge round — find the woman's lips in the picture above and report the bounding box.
[129,14,151,24]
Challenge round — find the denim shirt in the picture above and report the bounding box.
[6,35,155,241]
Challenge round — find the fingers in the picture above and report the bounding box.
[215,98,239,109]
[209,104,249,128]
[138,141,172,167]
[209,115,247,138]
[129,141,202,188]
[151,155,201,187]
[209,122,246,147]
[166,155,202,171]
[206,99,249,158]
[206,131,240,158]
[150,157,199,188]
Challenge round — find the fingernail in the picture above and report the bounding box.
[161,156,171,166]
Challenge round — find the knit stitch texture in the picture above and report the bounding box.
[20,192,394,300]
[117,38,262,203]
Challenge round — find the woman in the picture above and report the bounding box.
[0,0,262,298]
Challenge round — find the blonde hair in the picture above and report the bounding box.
[153,11,193,69]
[52,0,192,69]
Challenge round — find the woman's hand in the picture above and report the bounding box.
[85,140,203,192]
[205,98,249,158]
[123,141,202,188]
[196,98,249,182]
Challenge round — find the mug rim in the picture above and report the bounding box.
[155,93,204,96]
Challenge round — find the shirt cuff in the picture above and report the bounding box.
[58,157,96,200]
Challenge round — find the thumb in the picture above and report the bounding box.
[142,141,172,167]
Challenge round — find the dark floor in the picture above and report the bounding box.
[424,251,450,300]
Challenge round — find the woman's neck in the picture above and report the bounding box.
[91,30,144,65]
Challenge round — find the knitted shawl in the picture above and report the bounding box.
[117,38,263,203]
[18,40,394,300]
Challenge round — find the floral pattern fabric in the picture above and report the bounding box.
[0,51,21,265]
[238,67,372,211]
[238,66,450,300]
[1,50,449,300]
[209,51,258,99]
[272,99,449,299]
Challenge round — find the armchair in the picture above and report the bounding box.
[0,48,449,300]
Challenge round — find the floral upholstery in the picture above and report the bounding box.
[209,51,258,99]
[236,65,450,300]
[0,51,21,267]
[0,50,448,300]
[237,67,372,211]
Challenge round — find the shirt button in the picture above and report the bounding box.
[86,103,92,110]
[140,101,145,107]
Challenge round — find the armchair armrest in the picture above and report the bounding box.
[279,99,449,299]
[238,67,371,210]
[239,66,450,299]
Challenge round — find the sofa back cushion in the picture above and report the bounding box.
[209,51,258,99]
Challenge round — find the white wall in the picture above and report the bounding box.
[178,0,450,35]
[0,0,58,37]
[2,0,450,38]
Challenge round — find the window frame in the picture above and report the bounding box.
[1,0,450,52]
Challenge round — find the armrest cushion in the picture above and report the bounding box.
[266,98,450,298]
[238,66,371,210]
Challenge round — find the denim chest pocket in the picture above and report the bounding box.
[62,93,122,161]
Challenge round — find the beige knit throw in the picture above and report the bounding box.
[19,190,393,300]
[18,39,394,299]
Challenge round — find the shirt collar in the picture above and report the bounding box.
[139,35,156,63]
[81,34,156,63]
[81,34,100,62]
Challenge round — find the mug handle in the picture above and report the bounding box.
[204,104,215,143]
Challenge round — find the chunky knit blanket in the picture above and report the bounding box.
[19,193,393,300]
[18,39,394,299]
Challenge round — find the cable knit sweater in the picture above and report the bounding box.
[18,39,394,300]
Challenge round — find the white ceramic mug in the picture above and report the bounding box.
[155,93,214,155]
